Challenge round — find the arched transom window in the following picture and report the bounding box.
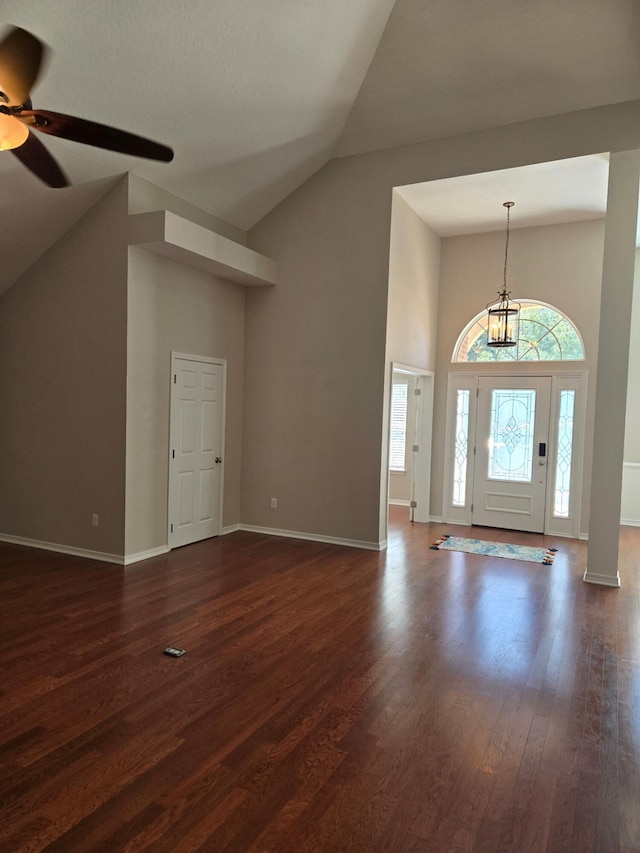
[453,301,585,363]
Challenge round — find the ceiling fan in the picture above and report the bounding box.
[0,25,174,188]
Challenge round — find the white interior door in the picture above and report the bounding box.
[169,356,224,548]
[472,376,551,533]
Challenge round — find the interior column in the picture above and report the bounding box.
[584,149,640,587]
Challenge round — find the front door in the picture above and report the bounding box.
[168,356,224,548]
[472,376,551,533]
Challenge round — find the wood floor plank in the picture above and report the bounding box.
[0,513,639,851]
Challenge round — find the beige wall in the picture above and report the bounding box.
[431,219,605,531]
[0,179,129,554]
[125,249,246,557]
[385,192,440,521]
[124,174,249,557]
[386,191,441,369]
[128,174,247,245]
[0,171,248,560]
[389,471,412,504]
[4,99,640,559]
[247,95,640,546]
[246,159,392,545]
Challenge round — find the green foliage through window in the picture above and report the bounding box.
[454,302,584,363]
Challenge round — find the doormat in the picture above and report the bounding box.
[430,535,557,565]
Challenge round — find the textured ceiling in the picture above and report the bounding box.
[0,0,639,294]
[337,0,640,156]
[0,0,396,227]
[396,155,611,236]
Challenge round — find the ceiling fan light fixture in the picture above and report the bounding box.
[0,112,28,149]
[487,201,520,348]
[0,25,174,186]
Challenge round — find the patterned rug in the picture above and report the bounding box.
[430,535,557,565]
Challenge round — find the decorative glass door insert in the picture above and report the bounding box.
[553,389,575,517]
[488,389,536,483]
[453,389,470,506]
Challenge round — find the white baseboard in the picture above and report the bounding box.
[547,530,580,540]
[389,499,411,507]
[429,516,444,523]
[0,524,385,563]
[583,570,620,588]
[0,533,173,566]
[578,532,589,541]
[123,546,170,565]
[239,524,384,551]
[621,519,640,528]
[0,533,124,564]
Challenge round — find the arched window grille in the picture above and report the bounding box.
[453,301,585,363]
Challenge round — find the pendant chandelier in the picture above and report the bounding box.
[487,201,520,348]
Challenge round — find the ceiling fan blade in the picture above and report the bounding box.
[11,130,68,187]
[0,26,44,106]
[23,109,174,162]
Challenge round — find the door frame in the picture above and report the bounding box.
[442,368,587,537]
[167,352,227,548]
[387,362,434,525]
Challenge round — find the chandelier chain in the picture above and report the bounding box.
[503,201,513,294]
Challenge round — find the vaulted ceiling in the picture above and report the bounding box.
[1,0,639,294]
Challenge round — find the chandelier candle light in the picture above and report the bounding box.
[487,201,520,348]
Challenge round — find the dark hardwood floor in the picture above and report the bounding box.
[1,508,639,852]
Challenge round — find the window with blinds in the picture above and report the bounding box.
[390,383,409,472]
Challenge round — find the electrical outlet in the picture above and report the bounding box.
[270,497,277,509]
[92,514,99,527]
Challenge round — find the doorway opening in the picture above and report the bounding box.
[387,363,434,525]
